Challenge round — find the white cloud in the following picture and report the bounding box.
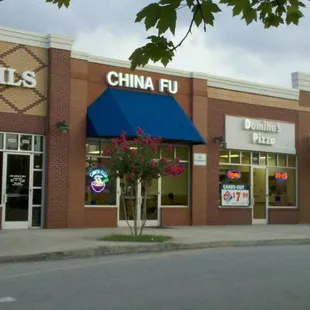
[1,0,310,87]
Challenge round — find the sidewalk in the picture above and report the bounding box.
[0,225,310,264]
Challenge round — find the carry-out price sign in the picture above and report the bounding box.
[221,184,250,207]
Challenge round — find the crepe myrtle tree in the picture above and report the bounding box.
[102,127,184,236]
[47,0,307,69]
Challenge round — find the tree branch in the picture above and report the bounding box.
[172,2,200,50]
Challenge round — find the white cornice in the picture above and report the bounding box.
[0,26,302,101]
[71,51,194,78]
[207,75,299,100]
[0,26,74,51]
[291,72,310,92]
[72,51,299,100]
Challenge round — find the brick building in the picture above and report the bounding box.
[0,26,309,229]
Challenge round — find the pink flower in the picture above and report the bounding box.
[149,162,156,168]
[137,127,144,135]
[166,145,173,152]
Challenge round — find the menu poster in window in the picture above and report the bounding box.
[221,184,249,206]
[10,174,27,187]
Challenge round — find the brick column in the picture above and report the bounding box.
[292,72,310,224]
[191,77,208,225]
[45,47,71,228]
[66,59,89,228]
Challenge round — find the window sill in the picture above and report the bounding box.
[85,205,118,208]
[268,206,298,209]
[219,205,251,209]
[161,205,189,208]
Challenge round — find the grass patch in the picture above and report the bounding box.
[100,234,172,243]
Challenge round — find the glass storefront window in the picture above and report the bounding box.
[259,153,267,165]
[230,151,240,164]
[6,133,18,150]
[20,135,32,151]
[34,136,43,152]
[176,147,189,161]
[219,150,229,164]
[87,140,100,156]
[0,133,3,150]
[85,157,117,206]
[268,154,276,166]
[161,162,188,206]
[219,165,250,206]
[33,189,42,205]
[241,152,250,164]
[32,207,41,227]
[34,154,43,169]
[277,154,286,167]
[33,171,42,187]
[287,155,296,167]
[252,152,259,165]
[161,145,174,159]
[268,168,296,206]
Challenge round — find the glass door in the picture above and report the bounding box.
[251,166,268,224]
[118,179,160,227]
[2,153,31,229]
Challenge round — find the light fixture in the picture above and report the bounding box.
[56,120,70,133]
[213,136,226,148]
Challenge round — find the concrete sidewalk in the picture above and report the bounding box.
[0,225,310,263]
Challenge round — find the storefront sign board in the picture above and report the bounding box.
[221,184,250,207]
[225,116,296,154]
[0,67,37,88]
[193,153,207,166]
[106,71,178,94]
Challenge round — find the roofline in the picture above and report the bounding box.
[0,26,304,100]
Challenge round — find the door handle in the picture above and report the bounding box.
[3,194,7,204]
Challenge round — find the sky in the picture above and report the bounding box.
[1,0,310,87]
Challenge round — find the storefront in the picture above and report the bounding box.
[1,26,310,229]
[219,116,297,224]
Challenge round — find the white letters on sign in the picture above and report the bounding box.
[244,118,280,146]
[106,71,178,94]
[0,67,37,88]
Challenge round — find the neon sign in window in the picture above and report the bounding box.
[89,169,109,193]
[274,171,288,180]
[226,170,241,180]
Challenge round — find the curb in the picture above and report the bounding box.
[1,238,310,264]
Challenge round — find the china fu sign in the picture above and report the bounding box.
[0,67,37,88]
[106,71,178,94]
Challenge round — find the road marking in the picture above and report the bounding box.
[0,297,16,303]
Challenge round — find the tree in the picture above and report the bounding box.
[102,128,184,236]
[46,0,307,69]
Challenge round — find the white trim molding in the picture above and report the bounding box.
[71,51,300,100]
[0,26,305,100]
[207,74,299,100]
[291,72,310,92]
[0,26,74,51]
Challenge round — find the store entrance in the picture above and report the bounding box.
[2,153,31,229]
[251,166,268,224]
[118,178,160,227]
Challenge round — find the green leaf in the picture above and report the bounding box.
[186,0,195,7]
[129,36,175,70]
[193,6,203,27]
[45,0,70,8]
[286,5,304,24]
[200,0,222,26]
[135,3,161,31]
[157,5,178,34]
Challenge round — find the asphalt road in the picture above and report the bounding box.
[0,245,309,310]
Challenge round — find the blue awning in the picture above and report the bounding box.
[87,88,205,144]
